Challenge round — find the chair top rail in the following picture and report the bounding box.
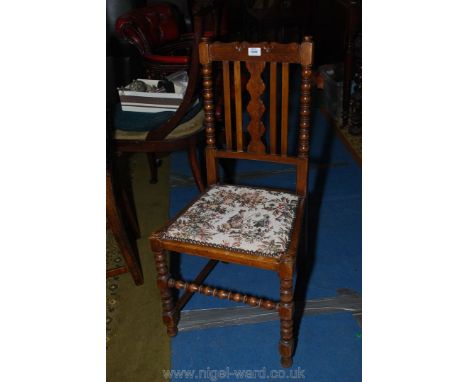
[200,40,312,66]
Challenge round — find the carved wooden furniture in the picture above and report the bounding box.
[112,12,206,191]
[149,36,313,367]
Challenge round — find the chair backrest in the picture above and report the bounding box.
[199,37,314,197]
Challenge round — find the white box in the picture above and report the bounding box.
[118,78,187,113]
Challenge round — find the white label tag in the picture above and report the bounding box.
[248,47,261,56]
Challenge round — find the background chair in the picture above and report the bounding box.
[149,36,313,367]
[115,2,192,79]
[111,6,209,191]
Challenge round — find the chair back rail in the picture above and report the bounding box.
[146,13,203,141]
[199,37,313,196]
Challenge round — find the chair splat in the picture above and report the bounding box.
[281,63,290,156]
[269,62,278,154]
[246,61,267,154]
[233,60,243,151]
[222,61,233,150]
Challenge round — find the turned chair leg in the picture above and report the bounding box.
[279,274,295,368]
[187,141,205,192]
[153,246,179,337]
[146,153,159,184]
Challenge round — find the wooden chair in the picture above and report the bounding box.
[112,12,206,192]
[149,36,313,367]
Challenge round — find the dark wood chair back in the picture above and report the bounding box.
[199,37,313,197]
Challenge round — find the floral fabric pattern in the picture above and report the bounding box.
[163,184,300,258]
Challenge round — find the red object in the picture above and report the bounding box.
[115,2,225,80]
[144,54,189,64]
[115,3,182,57]
[203,31,215,38]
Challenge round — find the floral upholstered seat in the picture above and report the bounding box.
[162,185,300,258]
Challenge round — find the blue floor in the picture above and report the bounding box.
[167,108,361,380]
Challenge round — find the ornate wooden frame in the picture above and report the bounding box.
[149,36,313,368]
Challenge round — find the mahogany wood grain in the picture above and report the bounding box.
[205,147,218,186]
[174,259,219,313]
[279,274,294,367]
[298,36,313,161]
[106,266,129,279]
[209,41,302,63]
[284,198,306,259]
[233,60,243,151]
[281,63,289,156]
[169,278,279,310]
[215,150,298,165]
[269,62,278,154]
[295,158,309,197]
[201,36,218,186]
[154,244,179,337]
[222,61,233,150]
[161,238,280,271]
[245,61,267,154]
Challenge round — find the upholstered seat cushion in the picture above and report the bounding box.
[162,185,300,258]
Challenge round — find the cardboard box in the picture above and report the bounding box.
[118,78,187,113]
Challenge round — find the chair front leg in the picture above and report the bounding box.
[153,245,179,337]
[279,259,295,368]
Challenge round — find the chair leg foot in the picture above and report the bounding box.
[154,247,179,337]
[280,356,293,368]
[167,326,178,337]
[279,276,295,368]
